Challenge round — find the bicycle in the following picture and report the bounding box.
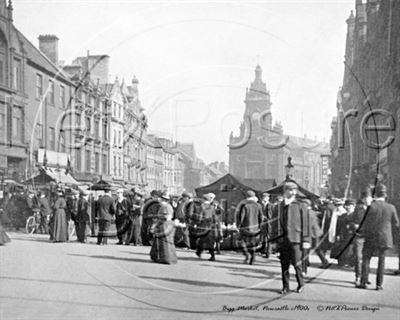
[25,209,48,234]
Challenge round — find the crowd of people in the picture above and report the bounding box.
[0,181,399,294]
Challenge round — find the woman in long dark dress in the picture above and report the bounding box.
[0,211,11,245]
[53,191,68,242]
[150,193,177,264]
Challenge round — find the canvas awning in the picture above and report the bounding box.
[195,173,276,197]
[195,174,277,225]
[264,178,320,200]
[24,167,79,186]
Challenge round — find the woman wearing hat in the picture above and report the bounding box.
[52,190,68,242]
[150,192,177,264]
[236,190,263,265]
[330,199,356,267]
[194,194,218,261]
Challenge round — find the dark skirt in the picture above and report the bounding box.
[76,220,89,242]
[53,210,68,242]
[0,223,10,245]
[197,230,215,251]
[150,230,177,264]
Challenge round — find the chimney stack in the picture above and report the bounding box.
[38,35,59,65]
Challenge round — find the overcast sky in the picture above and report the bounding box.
[15,0,355,164]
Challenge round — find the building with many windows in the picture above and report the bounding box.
[144,134,164,192]
[0,1,74,182]
[102,78,125,183]
[63,56,111,184]
[123,76,148,189]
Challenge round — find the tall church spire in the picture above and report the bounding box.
[254,64,262,82]
[246,65,269,101]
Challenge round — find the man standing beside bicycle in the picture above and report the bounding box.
[38,190,51,235]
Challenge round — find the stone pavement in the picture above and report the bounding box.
[0,232,399,320]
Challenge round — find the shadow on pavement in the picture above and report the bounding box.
[202,264,277,275]
[139,275,281,294]
[68,253,154,264]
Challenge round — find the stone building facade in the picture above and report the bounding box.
[0,1,75,182]
[330,0,400,208]
[122,76,148,189]
[63,57,112,184]
[229,65,329,195]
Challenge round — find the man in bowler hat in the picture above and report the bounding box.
[358,184,399,290]
[97,188,115,245]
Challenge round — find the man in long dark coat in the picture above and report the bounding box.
[115,189,130,245]
[173,192,192,248]
[346,187,372,285]
[126,192,143,246]
[260,192,273,258]
[76,190,90,243]
[273,182,310,294]
[236,190,263,265]
[38,190,51,235]
[314,198,335,268]
[358,184,399,290]
[97,188,115,245]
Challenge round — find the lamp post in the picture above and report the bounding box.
[285,156,294,181]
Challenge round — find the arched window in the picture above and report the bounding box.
[0,30,7,85]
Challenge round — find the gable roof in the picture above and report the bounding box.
[264,178,320,200]
[13,27,73,85]
[195,173,276,195]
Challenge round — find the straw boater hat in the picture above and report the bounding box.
[182,192,192,199]
[160,191,170,200]
[202,194,212,202]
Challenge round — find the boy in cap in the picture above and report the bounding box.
[273,181,310,294]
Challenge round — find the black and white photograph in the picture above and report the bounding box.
[0,0,399,319]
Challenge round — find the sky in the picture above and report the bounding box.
[14,0,356,164]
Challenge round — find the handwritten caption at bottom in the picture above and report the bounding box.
[222,304,380,313]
